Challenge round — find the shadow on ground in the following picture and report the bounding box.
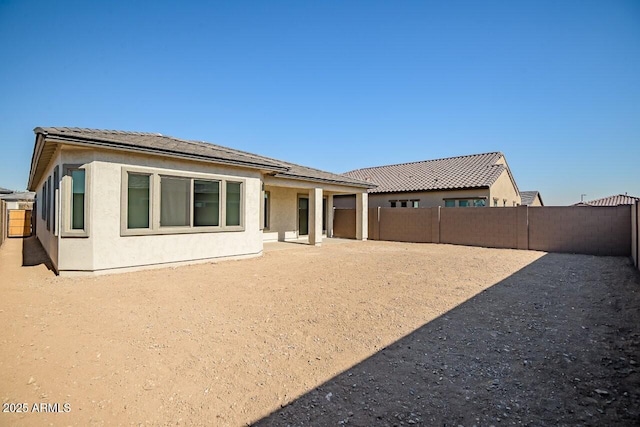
[255,253,640,426]
[21,236,54,271]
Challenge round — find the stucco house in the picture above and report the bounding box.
[520,190,544,206]
[27,127,373,275]
[334,152,521,209]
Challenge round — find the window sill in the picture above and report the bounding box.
[120,226,245,237]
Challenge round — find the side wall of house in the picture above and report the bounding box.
[56,148,264,273]
[33,150,61,270]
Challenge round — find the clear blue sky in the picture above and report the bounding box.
[1,0,638,205]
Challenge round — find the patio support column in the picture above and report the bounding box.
[356,192,368,241]
[326,194,334,238]
[309,187,323,246]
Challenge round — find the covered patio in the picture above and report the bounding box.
[262,175,370,246]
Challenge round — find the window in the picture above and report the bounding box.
[161,176,191,227]
[60,165,90,237]
[390,200,397,208]
[53,166,59,235]
[262,191,270,229]
[474,199,486,207]
[71,170,85,230]
[400,200,408,208]
[226,181,242,226]
[493,198,498,207]
[194,180,220,227]
[41,184,46,220]
[127,173,150,229]
[121,168,244,235]
[444,200,455,207]
[459,200,469,207]
[503,199,507,207]
[46,176,51,230]
[411,200,419,208]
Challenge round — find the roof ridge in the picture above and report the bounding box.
[345,151,503,174]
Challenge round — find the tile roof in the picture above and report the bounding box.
[31,127,374,189]
[520,190,542,206]
[0,191,35,201]
[576,194,639,206]
[0,186,14,194]
[343,152,511,194]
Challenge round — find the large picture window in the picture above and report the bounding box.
[161,176,190,227]
[194,180,219,227]
[121,168,242,235]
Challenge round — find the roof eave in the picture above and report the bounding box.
[274,172,377,189]
[44,134,290,173]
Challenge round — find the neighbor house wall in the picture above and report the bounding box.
[55,147,264,274]
[334,188,490,209]
[334,205,631,256]
[489,168,521,207]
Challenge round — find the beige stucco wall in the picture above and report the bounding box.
[263,185,299,242]
[53,147,264,274]
[488,168,521,207]
[33,149,62,271]
[529,194,543,206]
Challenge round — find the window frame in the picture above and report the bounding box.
[120,167,244,236]
[60,164,90,238]
[262,190,270,230]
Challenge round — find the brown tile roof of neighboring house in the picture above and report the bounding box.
[30,127,375,190]
[343,152,514,194]
[574,194,639,206]
[520,190,543,206]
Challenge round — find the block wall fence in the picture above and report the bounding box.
[333,205,633,257]
[633,201,639,270]
[0,200,6,248]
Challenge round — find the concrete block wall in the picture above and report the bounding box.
[333,208,356,239]
[333,205,633,257]
[0,200,6,247]
[529,206,631,256]
[440,207,518,249]
[632,201,639,269]
[378,207,433,243]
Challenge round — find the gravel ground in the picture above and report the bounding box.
[0,237,638,426]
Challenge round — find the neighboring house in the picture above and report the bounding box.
[0,189,36,210]
[335,152,521,209]
[520,190,544,206]
[27,127,374,275]
[573,194,639,207]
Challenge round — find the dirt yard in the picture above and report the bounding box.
[0,237,638,426]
